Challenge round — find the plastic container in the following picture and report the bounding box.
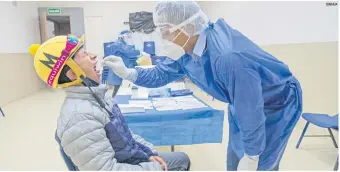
[160,88,171,97]
[148,86,171,97]
[131,86,139,99]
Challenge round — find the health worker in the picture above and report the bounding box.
[103,1,303,171]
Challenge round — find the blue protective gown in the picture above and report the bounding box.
[133,18,303,170]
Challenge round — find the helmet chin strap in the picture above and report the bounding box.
[80,75,114,118]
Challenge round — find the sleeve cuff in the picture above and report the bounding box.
[125,68,138,82]
[245,153,260,161]
[146,150,158,157]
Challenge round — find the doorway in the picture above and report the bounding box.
[46,16,71,38]
[38,7,85,43]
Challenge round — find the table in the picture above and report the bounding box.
[115,95,224,151]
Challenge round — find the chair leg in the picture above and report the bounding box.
[171,145,175,152]
[334,155,338,171]
[296,122,310,149]
[0,107,4,117]
[328,128,338,148]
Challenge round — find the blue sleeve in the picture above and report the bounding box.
[135,142,156,157]
[134,58,186,88]
[233,68,266,156]
[131,131,158,156]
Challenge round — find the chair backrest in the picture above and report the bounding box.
[143,41,155,55]
[55,131,78,171]
[332,114,339,128]
[101,67,110,84]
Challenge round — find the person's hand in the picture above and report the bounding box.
[101,56,129,79]
[150,156,167,171]
[237,154,259,171]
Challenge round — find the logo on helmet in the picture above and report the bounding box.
[47,53,68,86]
[40,53,58,69]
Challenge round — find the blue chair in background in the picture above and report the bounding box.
[101,66,110,84]
[55,131,78,171]
[296,113,338,148]
[151,55,166,65]
[103,40,140,86]
[0,107,4,117]
[143,41,155,56]
[296,113,338,171]
[335,155,339,171]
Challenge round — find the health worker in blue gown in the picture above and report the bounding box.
[103,1,303,171]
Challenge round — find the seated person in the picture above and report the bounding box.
[29,35,190,171]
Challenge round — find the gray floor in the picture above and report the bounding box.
[0,83,338,170]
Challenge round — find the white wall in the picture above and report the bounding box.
[36,1,157,58]
[199,1,338,45]
[0,2,40,53]
[262,42,338,115]
[0,1,44,106]
[36,1,339,55]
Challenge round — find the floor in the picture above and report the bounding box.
[0,83,338,170]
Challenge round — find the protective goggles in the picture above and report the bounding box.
[156,10,206,39]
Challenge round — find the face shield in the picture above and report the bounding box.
[155,9,209,61]
[156,26,188,61]
[153,0,209,38]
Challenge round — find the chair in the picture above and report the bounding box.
[335,155,338,171]
[296,113,338,171]
[55,131,78,171]
[0,107,4,117]
[101,66,110,84]
[296,113,338,149]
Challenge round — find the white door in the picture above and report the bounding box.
[47,20,55,39]
[38,11,48,43]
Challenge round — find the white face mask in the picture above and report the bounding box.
[163,31,190,61]
[163,40,186,60]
